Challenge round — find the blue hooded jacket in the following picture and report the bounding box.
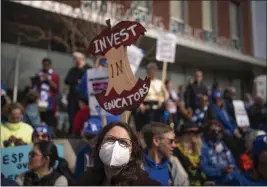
[144,151,172,186]
[211,104,237,136]
[200,138,243,185]
[74,144,92,179]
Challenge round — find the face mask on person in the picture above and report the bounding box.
[208,128,223,142]
[99,141,130,167]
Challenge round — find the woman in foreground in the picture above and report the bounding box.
[16,141,73,186]
[75,121,161,186]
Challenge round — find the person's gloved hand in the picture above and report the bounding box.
[13,138,26,146]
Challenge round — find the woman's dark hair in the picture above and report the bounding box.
[91,122,144,185]
[212,82,219,91]
[35,141,74,185]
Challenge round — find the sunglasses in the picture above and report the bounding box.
[104,135,132,148]
[34,134,48,139]
[29,151,42,158]
[210,129,223,134]
[160,137,175,144]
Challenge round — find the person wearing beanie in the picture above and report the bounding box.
[32,125,52,144]
[74,118,102,179]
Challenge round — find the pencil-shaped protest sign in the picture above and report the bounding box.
[88,19,150,118]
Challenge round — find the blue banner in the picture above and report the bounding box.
[1,144,64,180]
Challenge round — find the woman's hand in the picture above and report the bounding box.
[14,138,26,146]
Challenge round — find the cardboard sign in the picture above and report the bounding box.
[127,45,144,75]
[86,67,112,116]
[88,20,150,115]
[1,144,64,181]
[254,75,266,101]
[156,32,177,63]
[233,100,250,128]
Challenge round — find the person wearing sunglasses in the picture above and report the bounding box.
[32,125,51,144]
[75,121,160,186]
[16,140,73,186]
[200,120,244,185]
[141,122,189,186]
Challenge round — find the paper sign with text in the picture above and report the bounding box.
[87,67,112,116]
[1,144,64,181]
[127,45,144,75]
[156,32,177,63]
[88,19,150,115]
[233,100,250,128]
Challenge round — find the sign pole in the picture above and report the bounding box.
[161,62,168,83]
[13,35,21,102]
[120,111,128,123]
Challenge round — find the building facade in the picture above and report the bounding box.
[2,0,266,98]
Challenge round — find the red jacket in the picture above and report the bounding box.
[72,107,90,133]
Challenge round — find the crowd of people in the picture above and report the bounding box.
[1,51,267,186]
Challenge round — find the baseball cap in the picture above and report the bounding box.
[178,121,200,136]
[32,125,52,138]
[252,135,267,159]
[83,118,102,135]
[211,90,222,99]
[99,58,108,66]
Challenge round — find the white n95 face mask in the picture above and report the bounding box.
[99,141,130,167]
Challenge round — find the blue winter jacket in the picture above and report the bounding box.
[200,138,242,185]
[74,145,92,179]
[144,151,172,186]
[212,104,237,136]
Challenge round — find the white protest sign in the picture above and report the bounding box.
[233,100,250,128]
[156,32,177,63]
[127,45,144,74]
[254,74,266,101]
[87,68,112,116]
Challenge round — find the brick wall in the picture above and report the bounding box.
[152,0,170,29]
[241,0,252,55]
[217,1,231,38]
[56,0,252,55]
[188,0,203,29]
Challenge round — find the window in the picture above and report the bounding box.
[230,1,241,50]
[170,1,186,34]
[132,1,152,24]
[202,1,216,42]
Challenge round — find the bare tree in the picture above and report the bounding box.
[4,0,157,60]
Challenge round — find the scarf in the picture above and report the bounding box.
[208,141,233,167]
[192,106,208,127]
[176,143,200,168]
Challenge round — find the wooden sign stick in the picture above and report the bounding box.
[120,111,128,123]
[161,62,174,128]
[161,62,168,83]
